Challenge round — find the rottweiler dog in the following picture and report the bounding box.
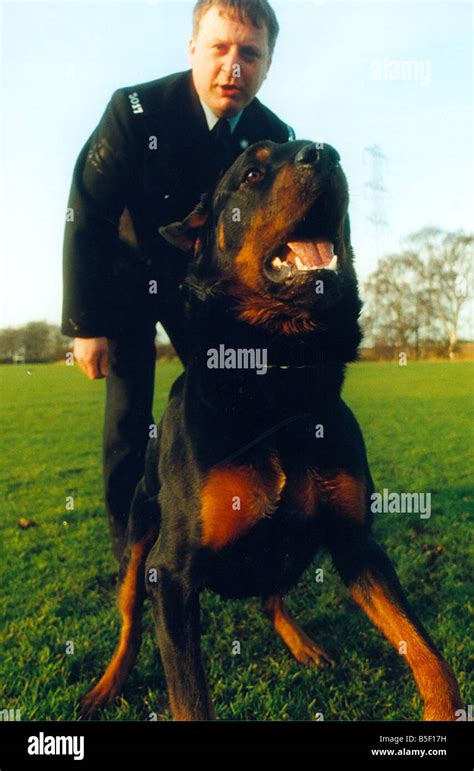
[80,140,463,721]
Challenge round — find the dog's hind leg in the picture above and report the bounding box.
[262,595,335,668]
[329,534,463,720]
[79,478,159,718]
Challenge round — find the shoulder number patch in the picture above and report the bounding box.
[128,91,144,115]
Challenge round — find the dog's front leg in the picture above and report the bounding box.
[147,563,214,720]
[329,534,463,720]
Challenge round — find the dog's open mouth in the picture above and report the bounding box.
[274,240,338,272]
[265,239,338,282]
[259,181,347,286]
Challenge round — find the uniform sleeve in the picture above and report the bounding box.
[61,89,138,337]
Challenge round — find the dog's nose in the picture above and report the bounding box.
[295,143,341,168]
[295,143,320,166]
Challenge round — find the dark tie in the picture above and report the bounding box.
[211,117,232,176]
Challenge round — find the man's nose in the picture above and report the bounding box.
[221,48,241,75]
[294,143,341,168]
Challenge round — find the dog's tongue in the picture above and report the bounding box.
[287,240,334,268]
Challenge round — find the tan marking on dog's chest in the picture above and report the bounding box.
[282,469,366,522]
[282,471,319,517]
[199,456,286,550]
[314,471,367,523]
[200,462,366,549]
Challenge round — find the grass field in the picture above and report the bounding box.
[0,360,472,721]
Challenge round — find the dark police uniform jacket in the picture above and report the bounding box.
[61,69,294,341]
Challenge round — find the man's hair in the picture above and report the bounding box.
[192,0,279,56]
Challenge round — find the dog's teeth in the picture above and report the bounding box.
[294,255,306,271]
[327,255,338,271]
[272,256,283,270]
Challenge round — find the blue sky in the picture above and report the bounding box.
[0,0,472,330]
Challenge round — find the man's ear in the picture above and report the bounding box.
[188,37,195,64]
[159,193,210,253]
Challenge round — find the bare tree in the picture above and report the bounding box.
[404,228,473,359]
[362,251,431,357]
[363,228,473,359]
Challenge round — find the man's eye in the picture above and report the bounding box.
[242,168,264,185]
[241,49,259,61]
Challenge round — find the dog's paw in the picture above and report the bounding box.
[78,683,118,720]
[293,640,336,669]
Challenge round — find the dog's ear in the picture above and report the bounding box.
[159,193,210,253]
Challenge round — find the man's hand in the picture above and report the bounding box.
[73,337,110,379]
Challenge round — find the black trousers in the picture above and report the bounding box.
[103,300,191,562]
[103,326,156,562]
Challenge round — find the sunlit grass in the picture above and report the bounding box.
[0,361,471,720]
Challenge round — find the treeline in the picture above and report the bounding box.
[0,321,175,364]
[0,322,69,363]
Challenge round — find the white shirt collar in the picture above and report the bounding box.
[199,98,243,133]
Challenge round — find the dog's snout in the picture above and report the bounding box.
[294,143,341,169]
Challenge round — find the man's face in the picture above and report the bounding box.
[189,5,272,118]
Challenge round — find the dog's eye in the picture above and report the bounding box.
[242,168,264,185]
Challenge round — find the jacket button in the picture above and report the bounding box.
[164,193,171,199]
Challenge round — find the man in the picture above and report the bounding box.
[62,0,295,563]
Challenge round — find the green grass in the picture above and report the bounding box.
[0,360,472,721]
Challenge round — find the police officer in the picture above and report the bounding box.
[62,0,295,562]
